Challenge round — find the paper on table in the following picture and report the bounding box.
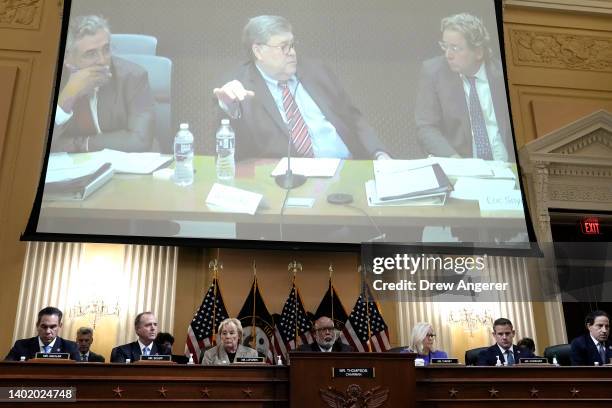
[374,165,441,200]
[451,178,516,200]
[365,180,445,206]
[270,157,341,177]
[373,158,435,176]
[205,183,263,215]
[90,149,172,174]
[45,159,107,183]
[433,157,493,177]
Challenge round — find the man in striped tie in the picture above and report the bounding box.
[110,312,160,363]
[214,15,390,161]
[4,306,80,361]
[415,13,512,162]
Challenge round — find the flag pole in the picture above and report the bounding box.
[328,263,334,324]
[251,260,257,350]
[209,259,222,346]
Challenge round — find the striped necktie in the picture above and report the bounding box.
[467,76,493,160]
[43,345,51,353]
[143,346,150,356]
[279,81,314,158]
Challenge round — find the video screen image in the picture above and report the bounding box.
[28,0,533,248]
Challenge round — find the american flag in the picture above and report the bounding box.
[185,278,229,363]
[273,282,313,363]
[340,287,391,352]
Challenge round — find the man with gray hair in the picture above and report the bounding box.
[75,327,105,362]
[296,316,353,352]
[415,12,512,161]
[52,15,154,153]
[214,15,389,161]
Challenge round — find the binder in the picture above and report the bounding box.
[44,162,114,200]
[374,163,452,202]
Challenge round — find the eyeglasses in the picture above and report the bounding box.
[261,41,296,55]
[426,333,436,338]
[438,41,465,54]
[315,327,335,333]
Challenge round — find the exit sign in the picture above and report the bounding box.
[581,217,601,235]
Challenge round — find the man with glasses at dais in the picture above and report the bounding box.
[297,316,353,352]
[213,15,390,161]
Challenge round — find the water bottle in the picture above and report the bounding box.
[174,123,194,186]
[276,355,283,366]
[187,353,194,365]
[215,119,235,181]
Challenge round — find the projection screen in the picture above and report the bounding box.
[24,0,537,250]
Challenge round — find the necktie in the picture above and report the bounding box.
[279,81,314,158]
[506,349,515,366]
[599,343,607,364]
[72,96,97,137]
[467,76,493,160]
[143,346,150,356]
[43,345,51,353]
[81,354,87,362]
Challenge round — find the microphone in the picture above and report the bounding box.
[275,75,307,189]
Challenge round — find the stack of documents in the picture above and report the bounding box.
[368,162,452,207]
[44,154,113,200]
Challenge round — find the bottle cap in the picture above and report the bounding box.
[221,119,230,125]
[180,123,189,130]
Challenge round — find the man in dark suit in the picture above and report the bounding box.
[4,306,79,361]
[213,15,389,161]
[111,312,160,363]
[477,318,534,366]
[415,13,513,161]
[51,15,154,153]
[570,310,612,366]
[296,316,353,352]
[75,327,105,362]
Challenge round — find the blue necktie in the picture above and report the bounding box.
[43,345,51,353]
[599,343,607,364]
[506,349,515,366]
[143,346,150,356]
[467,76,493,160]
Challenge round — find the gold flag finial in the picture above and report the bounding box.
[288,260,302,276]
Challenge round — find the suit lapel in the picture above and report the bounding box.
[247,64,289,140]
[131,342,142,361]
[52,337,62,353]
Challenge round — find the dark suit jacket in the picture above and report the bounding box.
[85,350,105,363]
[570,333,612,366]
[226,60,386,161]
[4,336,79,361]
[415,56,512,159]
[110,341,160,363]
[476,344,535,366]
[51,56,155,153]
[296,340,354,352]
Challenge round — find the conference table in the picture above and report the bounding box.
[2,357,612,407]
[38,156,527,242]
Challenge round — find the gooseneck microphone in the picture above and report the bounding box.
[275,75,307,189]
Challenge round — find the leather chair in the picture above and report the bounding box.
[464,346,489,366]
[116,54,173,153]
[543,343,571,366]
[111,34,157,55]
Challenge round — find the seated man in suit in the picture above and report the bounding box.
[415,13,512,162]
[477,318,534,366]
[570,310,612,366]
[297,316,353,352]
[51,15,154,153]
[111,312,160,363]
[4,306,79,361]
[213,15,390,161]
[75,326,105,362]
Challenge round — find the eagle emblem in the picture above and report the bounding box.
[319,384,389,407]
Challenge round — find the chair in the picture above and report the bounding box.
[543,343,572,366]
[111,34,157,55]
[464,346,488,366]
[116,54,173,153]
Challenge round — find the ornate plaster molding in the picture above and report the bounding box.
[510,29,612,72]
[0,0,42,29]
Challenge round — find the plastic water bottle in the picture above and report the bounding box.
[174,123,194,186]
[552,356,559,366]
[495,355,502,367]
[276,355,283,366]
[215,119,235,181]
[187,353,194,365]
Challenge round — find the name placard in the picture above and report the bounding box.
[140,355,171,362]
[34,353,69,360]
[519,358,548,364]
[235,356,265,364]
[332,368,375,378]
[431,358,459,364]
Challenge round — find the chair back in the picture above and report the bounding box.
[111,34,157,55]
[543,343,571,366]
[117,54,173,153]
[464,346,489,366]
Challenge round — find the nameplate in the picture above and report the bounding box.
[34,353,69,360]
[332,368,375,378]
[519,358,548,364]
[479,190,523,213]
[140,355,171,362]
[235,356,265,364]
[431,358,459,364]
